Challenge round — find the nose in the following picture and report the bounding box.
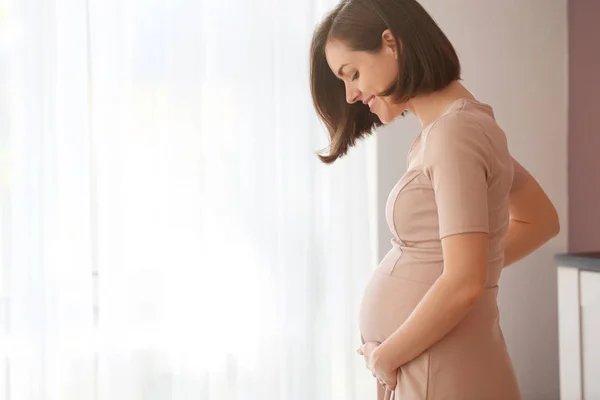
[345,84,360,104]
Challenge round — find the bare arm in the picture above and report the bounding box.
[373,232,488,370]
[503,159,560,267]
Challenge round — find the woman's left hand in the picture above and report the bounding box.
[357,342,397,390]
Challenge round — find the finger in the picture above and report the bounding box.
[356,346,363,355]
[360,343,373,355]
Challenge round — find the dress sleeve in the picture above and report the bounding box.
[510,157,529,193]
[423,115,492,239]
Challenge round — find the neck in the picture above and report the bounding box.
[407,81,475,128]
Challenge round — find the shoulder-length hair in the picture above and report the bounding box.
[310,0,461,164]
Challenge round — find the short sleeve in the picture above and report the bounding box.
[510,157,529,193]
[423,116,491,239]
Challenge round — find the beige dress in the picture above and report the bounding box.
[359,99,526,400]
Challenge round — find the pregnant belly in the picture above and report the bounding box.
[358,248,443,344]
[358,269,432,343]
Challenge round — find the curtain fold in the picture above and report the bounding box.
[0,0,378,398]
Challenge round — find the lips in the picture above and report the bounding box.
[365,96,376,111]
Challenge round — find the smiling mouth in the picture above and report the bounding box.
[365,96,376,110]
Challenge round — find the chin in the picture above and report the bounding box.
[376,112,393,125]
[378,108,409,124]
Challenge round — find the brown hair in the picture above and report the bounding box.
[310,0,461,164]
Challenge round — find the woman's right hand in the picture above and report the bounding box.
[357,341,397,391]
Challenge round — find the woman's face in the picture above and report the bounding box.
[324,30,406,124]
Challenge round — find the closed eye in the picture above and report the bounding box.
[351,71,359,82]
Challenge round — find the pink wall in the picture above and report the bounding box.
[569,0,600,252]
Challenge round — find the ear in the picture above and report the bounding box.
[381,29,399,59]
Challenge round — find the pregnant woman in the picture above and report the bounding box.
[309,1,560,399]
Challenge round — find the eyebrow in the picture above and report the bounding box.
[337,63,349,78]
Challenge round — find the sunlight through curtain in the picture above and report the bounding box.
[0,0,378,399]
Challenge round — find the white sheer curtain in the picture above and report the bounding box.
[0,0,378,399]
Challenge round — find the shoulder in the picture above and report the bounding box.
[422,101,494,170]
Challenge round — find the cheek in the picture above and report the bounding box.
[361,68,389,94]
[358,77,376,94]
[376,61,399,95]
